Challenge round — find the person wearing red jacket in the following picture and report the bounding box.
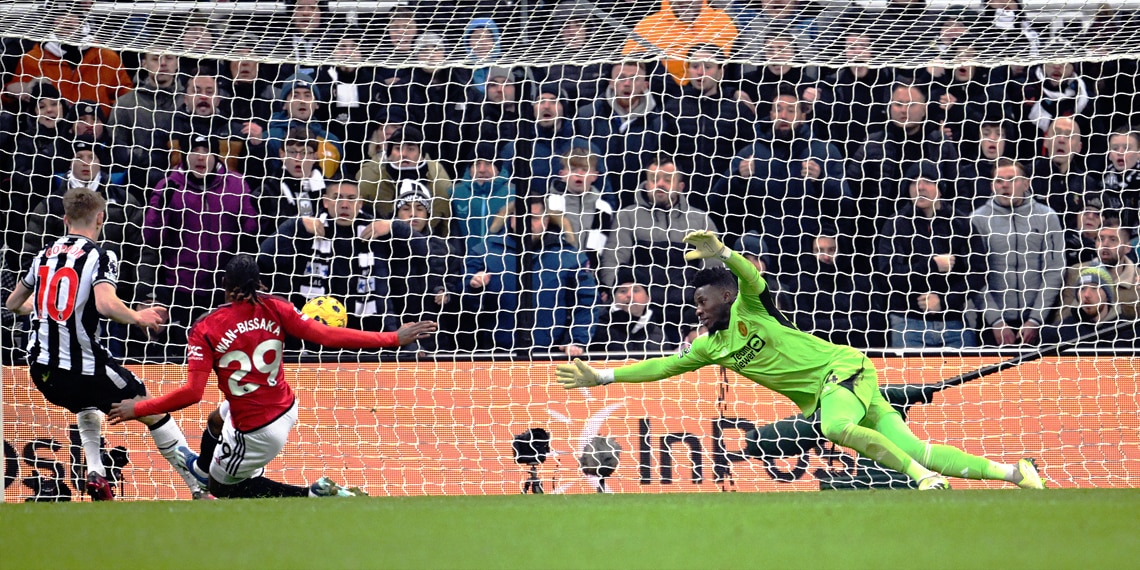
[110,254,436,498]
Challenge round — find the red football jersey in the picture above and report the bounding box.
[135,295,400,431]
[187,295,300,431]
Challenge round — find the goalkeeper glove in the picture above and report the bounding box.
[555,359,614,389]
[683,230,732,261]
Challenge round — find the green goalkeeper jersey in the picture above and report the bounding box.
[612,251,861,415]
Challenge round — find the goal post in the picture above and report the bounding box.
[2,0,1140,501]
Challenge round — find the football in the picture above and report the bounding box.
[301,296,348,328]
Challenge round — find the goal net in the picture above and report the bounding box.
[2,0,1139,500]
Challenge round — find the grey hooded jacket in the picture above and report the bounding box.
[970,195,1065,327]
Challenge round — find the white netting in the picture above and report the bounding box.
[2,1,1140,500]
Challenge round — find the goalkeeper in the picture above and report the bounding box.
[556,231,1045,490]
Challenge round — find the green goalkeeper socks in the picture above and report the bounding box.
[819,385,1016,483]
[871,412,1013,481]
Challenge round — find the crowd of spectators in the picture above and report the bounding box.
[2,0,1140,361]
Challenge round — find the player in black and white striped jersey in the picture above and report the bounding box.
[5,187,211,500]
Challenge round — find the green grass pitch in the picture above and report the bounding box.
[3,490,1138,569]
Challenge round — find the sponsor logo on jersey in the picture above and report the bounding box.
[737,322,747,336]
[729,334,766,370]
[187,344,204,361]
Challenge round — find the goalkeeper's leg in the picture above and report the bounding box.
[866,397,1019,483]
[818,385,943,484]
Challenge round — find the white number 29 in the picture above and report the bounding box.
[219,339,283,396]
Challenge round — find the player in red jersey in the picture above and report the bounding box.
[109,254,437,498]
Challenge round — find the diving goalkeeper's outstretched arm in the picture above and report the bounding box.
[556,231,740,389]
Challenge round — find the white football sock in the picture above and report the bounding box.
[148,415,204,493]
[76,409,107,477]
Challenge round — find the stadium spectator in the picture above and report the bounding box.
[736,33,813,123]
[0,111,20,291]
[170,73,225,137]
[661,44,756,208]
[711,86,849,272]
[172,72,269,180]
[575,59,663,205]
[956,107,1012,213]
[460,193,598,353]
[813,33,897,158]
[107,51,182,193]
[875,160,986,349]
[460,220,522,351]
[266,73,342,174]
[4,6,132,111]
[499,82,590,198]
[970,158,1065,346]
[358,125,452,234]
[258,179,403,335]
[462,17,503,97]
[848,82,962,268]
[313,35,375,180]
[1042,266,1139,347]
[621,0,738,85]
[977,0,1043,59]
[381,35,469,176]
[1061,196,1105,267]
[256,127,327,236]
[390,180,465,352]
[1099,128,1140,229]
[376,6,421,75]
[985,61,1034,151]
[921,53,992,144]
[143,135,259,350]
[924,7,973,60]
[599,158,717,344]
[5,187,209,501]
[12,81,73,214]
[731,0,832,61]
[520,200,599,356]
[173,12,220,77]
[779,234,884,349]
[544,147,615,270]
[1084,53,1140,141]
[1030,117,1100,238]
[589,267,668,354]
[732,232,776,286]
[411,31,449,72]
[1061,220,1140,321]
[218,35,278,129]
[451,142,516,257]
[1015,62,1099,144]
[272,0,338,79]
[67,99,109,147]
[531,2,606,112]
[365,105,407,165]
[457,65,523,174]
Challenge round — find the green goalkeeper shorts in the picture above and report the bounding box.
[818,348,896,426]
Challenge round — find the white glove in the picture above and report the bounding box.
[555,359,613,389]
[683,230,731,261]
